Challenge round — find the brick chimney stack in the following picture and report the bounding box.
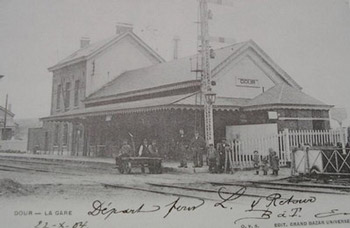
[80,37,90,49]
[173,36,180,60]
[116,22,133,34]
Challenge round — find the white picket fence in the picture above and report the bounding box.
[228,128,348,169]
[288,129,346,148]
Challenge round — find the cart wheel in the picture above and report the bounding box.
[118,164,125,174]
[156,164,162,174]
[149,166,155,174]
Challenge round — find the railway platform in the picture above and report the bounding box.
[0,152,291,181]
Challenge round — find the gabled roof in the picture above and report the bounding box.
[212,40,302,90]
[86,40,302,104]
[244,83,332,109]
[48,32,165,71]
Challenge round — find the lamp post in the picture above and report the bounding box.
[199,0,216,145]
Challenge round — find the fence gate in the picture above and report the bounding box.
[292,147,350,175]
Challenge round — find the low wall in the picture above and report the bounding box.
[0,140,27,152]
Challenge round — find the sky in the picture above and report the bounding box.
[0,0,350,126]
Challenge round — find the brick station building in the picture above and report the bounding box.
[40,25,332,157]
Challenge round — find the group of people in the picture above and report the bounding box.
[115,138,160,166]
[253,148,280,176]
[114,130,281,176]
[177,129,206,168]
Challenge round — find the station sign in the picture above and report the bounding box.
[236,77,260,88]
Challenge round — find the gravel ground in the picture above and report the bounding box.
[1,154,350,228]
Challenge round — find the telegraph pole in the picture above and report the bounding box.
[199,0,215,145]
[2,94,8,140]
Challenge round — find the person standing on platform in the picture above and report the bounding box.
[261,156,269,175]
[148,139,160,173]
[207,143,219,173]
[177,129,189,168]
[138,138,151,173]
[216,138,229,173]
[190,130,206,167]
[270,150,280,176]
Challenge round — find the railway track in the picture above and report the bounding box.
[209,181,350,194]
[0,156,115,170]
[2,155,349,198]
[101,177,348,205]
[0,163,84,176]
[0,157,115,176]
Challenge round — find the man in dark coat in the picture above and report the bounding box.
[190,131,206,167]
[177,129,189,168]
[269,148,279,175]
[138,138,151,157]
[216,138,229,173]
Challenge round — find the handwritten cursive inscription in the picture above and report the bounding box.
[87,200,161,220]
[315,209,350,218]
[214,186,246,208]
[163,197,205,218]
[212,187,317,224]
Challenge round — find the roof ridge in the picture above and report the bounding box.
[49,31,165,71]
[86,70,129,99]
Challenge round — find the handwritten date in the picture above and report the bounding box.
[34,220,88,228]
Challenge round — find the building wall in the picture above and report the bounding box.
[47,35,165,155]
[85,36,160,96]
[213,109,330,143]
[42,121,76,155]
[213,48,284,99]
[27,128,46,152]
[276,109,330,131]
[51,61,86,115]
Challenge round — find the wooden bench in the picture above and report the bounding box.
[118,157,162,174]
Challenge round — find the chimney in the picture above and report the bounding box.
[173,36,180,60]
[116,22,133,35]
[80,37,90,49]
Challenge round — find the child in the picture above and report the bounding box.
[261,156,269,175]
[270,151,280,175]
[207,143,218,173]
[252,150,260,175]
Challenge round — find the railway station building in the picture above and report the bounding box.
[40,24,332,157]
